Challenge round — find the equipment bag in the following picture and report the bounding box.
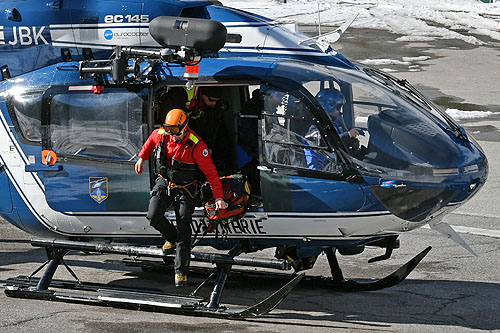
[201,174,251,231]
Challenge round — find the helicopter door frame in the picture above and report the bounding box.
[39,83,152,213]
[257,82,366,213]
[258,82,349,180]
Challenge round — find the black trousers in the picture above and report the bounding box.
[146,177,195,275]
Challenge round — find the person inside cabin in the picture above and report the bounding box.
[186,86,229,173]
[157,87,189,125]
[302,125,339,172]
[236,89,263,196]
[135,109,228,287]
[315,88,364,156]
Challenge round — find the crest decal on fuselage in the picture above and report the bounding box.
[89,177,108,204]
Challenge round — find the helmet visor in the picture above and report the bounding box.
[328,95,345,110]
[163,121,187,135]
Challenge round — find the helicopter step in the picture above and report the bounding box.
[2,238,303,318]
[123,246,432,292]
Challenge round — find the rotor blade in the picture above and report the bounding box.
[429,221,478,257]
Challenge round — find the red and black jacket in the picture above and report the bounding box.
[138,127,223,199]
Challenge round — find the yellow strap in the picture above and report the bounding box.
[158,128,167,135]
[244,181,251,195]
[189,133,199,144]
[185,86,196,106]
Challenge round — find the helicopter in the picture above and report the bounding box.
[0,0,488,318]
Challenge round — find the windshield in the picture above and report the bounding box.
[362,67,455,130]
[269,61,462,184]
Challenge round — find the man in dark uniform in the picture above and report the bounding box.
[315,88,365,159]
[187,86,229,172]
[237,89,263,195]
[157,86,189,125]
[135,109,228,287]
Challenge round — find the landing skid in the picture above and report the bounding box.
[125,246,432,292]
[4,274,303,318]
[3,238,431,317]
[310,246,431,291]
[2,238,303,318]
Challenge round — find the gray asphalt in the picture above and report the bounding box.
[1,28,500,332]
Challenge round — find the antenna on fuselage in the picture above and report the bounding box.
[299,13,359,53]
[317,1,322,36]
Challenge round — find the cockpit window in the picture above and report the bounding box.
[9,92,43,143]
[261,87,341,174]
[49,89,146,160]
[269,60,462,183]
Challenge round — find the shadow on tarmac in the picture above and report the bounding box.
[1,222,498,331]
[77,275,500,331]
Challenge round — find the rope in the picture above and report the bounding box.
[168,180,198,198]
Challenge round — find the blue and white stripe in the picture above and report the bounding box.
[0,26,4,45]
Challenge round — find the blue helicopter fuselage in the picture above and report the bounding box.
[0,0,488,254]
[0,0,352,78]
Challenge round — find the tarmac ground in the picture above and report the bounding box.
[1,28,500,332]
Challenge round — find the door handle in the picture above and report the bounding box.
[257,165,276,173]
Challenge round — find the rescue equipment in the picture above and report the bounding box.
[165,134,200,190]
[168,180,198,198]
[167,158,197,185]
[201,174,251,231]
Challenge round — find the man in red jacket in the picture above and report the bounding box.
[135,109,228,287]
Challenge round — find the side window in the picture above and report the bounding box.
[48,90,146,160]
[9,92,44,143]
[261,88,341,174]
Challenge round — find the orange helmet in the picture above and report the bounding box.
[164,109,187,135]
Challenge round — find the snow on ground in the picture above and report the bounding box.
[446,109,493,120]
[223,1,499,122]
[222,0,500,45]
[357,56,431,72]
[358,59,411,66]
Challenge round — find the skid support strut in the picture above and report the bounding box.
[324,247,343,283]
[207,265,229,309]
[36,248,66,290]
[25,247,78,291]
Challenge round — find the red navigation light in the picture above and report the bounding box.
[68,85,104,94]
[92,86,104,94]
